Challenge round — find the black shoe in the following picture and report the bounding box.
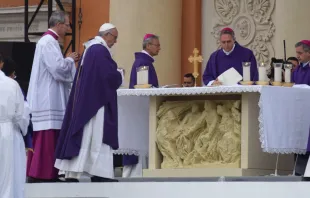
[91,176,118,182]
[27,177,62,183]
[65,178,79,182]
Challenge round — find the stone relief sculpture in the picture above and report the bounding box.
[212,0,275,71]
[156,100,241,168]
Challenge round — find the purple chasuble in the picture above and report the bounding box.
[293,64,310,152]
[129,52,159,88]
[292,64,310,86]
[202,42,258,85]
[42,30,59,40]
[55,44,122,160]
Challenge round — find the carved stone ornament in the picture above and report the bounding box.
[212,0,275,70]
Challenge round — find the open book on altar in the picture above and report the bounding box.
[217,67,243,86]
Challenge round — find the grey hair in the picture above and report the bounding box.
[98,29,113,37]
[49,10,69,27]
[295,42,310,52]
[143,35,159,49]
[220,30,236,40]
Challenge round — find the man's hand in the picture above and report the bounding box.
[68,52,79,62]
[118,67,125,76]
[212,78,222,86]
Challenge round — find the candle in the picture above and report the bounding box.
[285,69,291,83]
[137,69,148,85]
[274,67,282,82]
[242,62,251,81]
[258,66,266,81]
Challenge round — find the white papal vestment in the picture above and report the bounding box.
[0,70,30,198]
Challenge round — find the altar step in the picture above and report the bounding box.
[25,177,310,198]
[73,175,303,183]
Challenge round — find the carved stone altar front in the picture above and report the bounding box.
[123,86,295,178]
[156,100,241,169]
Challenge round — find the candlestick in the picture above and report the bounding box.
[137,66,149,85]
[258,62,267,81]
[284,63,292,83]
[242,62,251,82]
[273,63,282,82]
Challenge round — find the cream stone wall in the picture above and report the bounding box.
[273,0,310,59]
[202,0,310,83]
[202,0,277,78]
[109,0,182,87]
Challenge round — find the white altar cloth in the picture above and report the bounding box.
[116,86,310,156]
[115,96,149,156]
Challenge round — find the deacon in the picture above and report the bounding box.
[0,65,30,197]
[292,40,310,85]
[55,23,124,182]
[129,33,160,88]
[26,10,79,182]
[202,27,258,86]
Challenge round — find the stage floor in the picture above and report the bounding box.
[25,176,310,198]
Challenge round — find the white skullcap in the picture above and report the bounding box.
[99,23,116,32]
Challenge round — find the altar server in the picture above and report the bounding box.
[26,10,79,182]
[129,33,160,88]
[202,27,258,86]
[292,40,310,85]
[55,23,124,182]
[0,69,30,198]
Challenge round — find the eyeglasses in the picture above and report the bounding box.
[150,43,160,47]
[108,32,118,40]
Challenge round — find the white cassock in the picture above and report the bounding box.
[27,29,75,131]
[0,70,30,198]
[55,36,124,179]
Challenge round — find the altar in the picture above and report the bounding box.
[117,85,310,177]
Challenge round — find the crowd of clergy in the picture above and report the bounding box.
[1,10,310,198]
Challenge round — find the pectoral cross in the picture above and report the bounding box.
[188,48,203,87]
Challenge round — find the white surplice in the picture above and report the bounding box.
[27,30,76,131]
[0,70,30,198]
[55,36,123,179]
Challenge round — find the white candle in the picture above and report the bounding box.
[243,66,250,81]
[258,67,266,81]
[274,67,282,82]
[137,70,148,85]
[285,69,291,83]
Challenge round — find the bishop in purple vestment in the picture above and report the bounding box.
[123,34,160,177]
[292,40,310,176]
[129,33,160,88]
[292,40,310,86]
[55,23,123,182]
[203,27,258,86]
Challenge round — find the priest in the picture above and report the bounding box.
[26,10,79,182]
[0,66,30,198]
[55,23,124,182]
[129,33,160,88]
[202,27,258,86]
[292,40,310,85]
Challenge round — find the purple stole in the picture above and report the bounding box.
[42,30,59,40]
